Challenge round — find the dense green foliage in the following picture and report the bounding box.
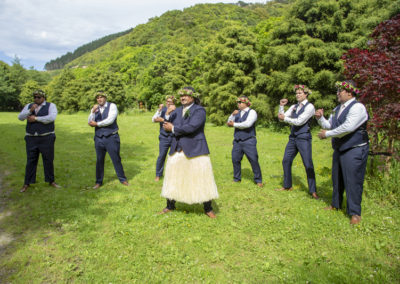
[1,0,399,124]
[44,28,133,70]
[0,59,51,111]
[0,112,399,282]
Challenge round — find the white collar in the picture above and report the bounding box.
[298,99,308,105]
[241,107,250,112]
[100,102,108,108]
[342,97,356,108]
[183,103,194,109]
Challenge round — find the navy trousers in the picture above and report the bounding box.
[331,144,369,216]
[94,134,127,184]
[24,134,55,185]
[155,135,172,177]
[282,136,316,193]
[232,138,262,183]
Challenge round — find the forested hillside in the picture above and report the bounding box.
[44,28,133,70]
[1,0,399,125]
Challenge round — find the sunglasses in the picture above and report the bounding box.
[33,96,42,99]
[237,101,245,104]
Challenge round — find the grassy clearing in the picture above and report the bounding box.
[0,112,399,283]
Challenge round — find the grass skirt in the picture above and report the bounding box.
[161,152,219,204]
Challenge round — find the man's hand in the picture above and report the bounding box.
[29,104,38,113]
[315,109,324,119]
[227,121,234,127]
[280,99,288,106]
[232,110,239,116]
[278,113,285,121]
[166,105,176,115]
[91,104,99,113]
[88,121,98,127]
[154,117,164,123]
[163,122,173,132]
[318,129,327,139]
[27,115,36,122]
[158,104,164,111]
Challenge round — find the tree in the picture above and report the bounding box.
[342,13,400,165]
[0,61,17,110]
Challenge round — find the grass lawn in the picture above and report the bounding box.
[0,111,399,283]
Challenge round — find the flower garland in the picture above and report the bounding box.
[178,88,199,98]
[294,84,312,94]
[236,96,251,106]
[165,95,175,102]
[335,81,360,94]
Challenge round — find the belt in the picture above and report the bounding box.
[25,131,55,137]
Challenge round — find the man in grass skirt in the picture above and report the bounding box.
[160,87,218,218]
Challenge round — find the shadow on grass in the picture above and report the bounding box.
[173,200,220,216]
[0,121,153,277]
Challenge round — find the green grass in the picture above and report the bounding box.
[0,112,399,283]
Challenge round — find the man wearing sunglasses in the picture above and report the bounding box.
[227,96,263,187]
[18,90,61,192]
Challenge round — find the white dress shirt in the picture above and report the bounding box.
[152,109,162,122]
[279,99,315,126]
[88,102,118,127]
[227,107,258,129]
[18,101,58,124]
[318,98,369,138]
[170,103,194,133]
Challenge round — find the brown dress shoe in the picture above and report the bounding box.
[311,192,319,199]
[205,211,217,218]
[275,187,293,191]
[155,176,160,182]
[324,205,337,210]
[350,215,361,225]
[121,181,129,186]
[93,183,101,189]
[158,208,173,215]
[20,184,29,193]
[50,182,61,188]
[257,183,264,188]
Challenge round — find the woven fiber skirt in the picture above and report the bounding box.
[161,152,219,204]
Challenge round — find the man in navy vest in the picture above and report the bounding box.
[316,80,369,225]
[88,91,129,189]
[227,96,263,187]
[276,84,319,199]
[152,95,176,181]
[159,87,219,218]
[18,90,61,192]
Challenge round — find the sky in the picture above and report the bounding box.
[0,0,266,71]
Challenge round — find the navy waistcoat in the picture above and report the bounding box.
[94,103,119,137]
[234,109,256,141]
[159,107,172,137]
[26,102,55,135]
[331,100,369,152]
[290,102,311,137]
